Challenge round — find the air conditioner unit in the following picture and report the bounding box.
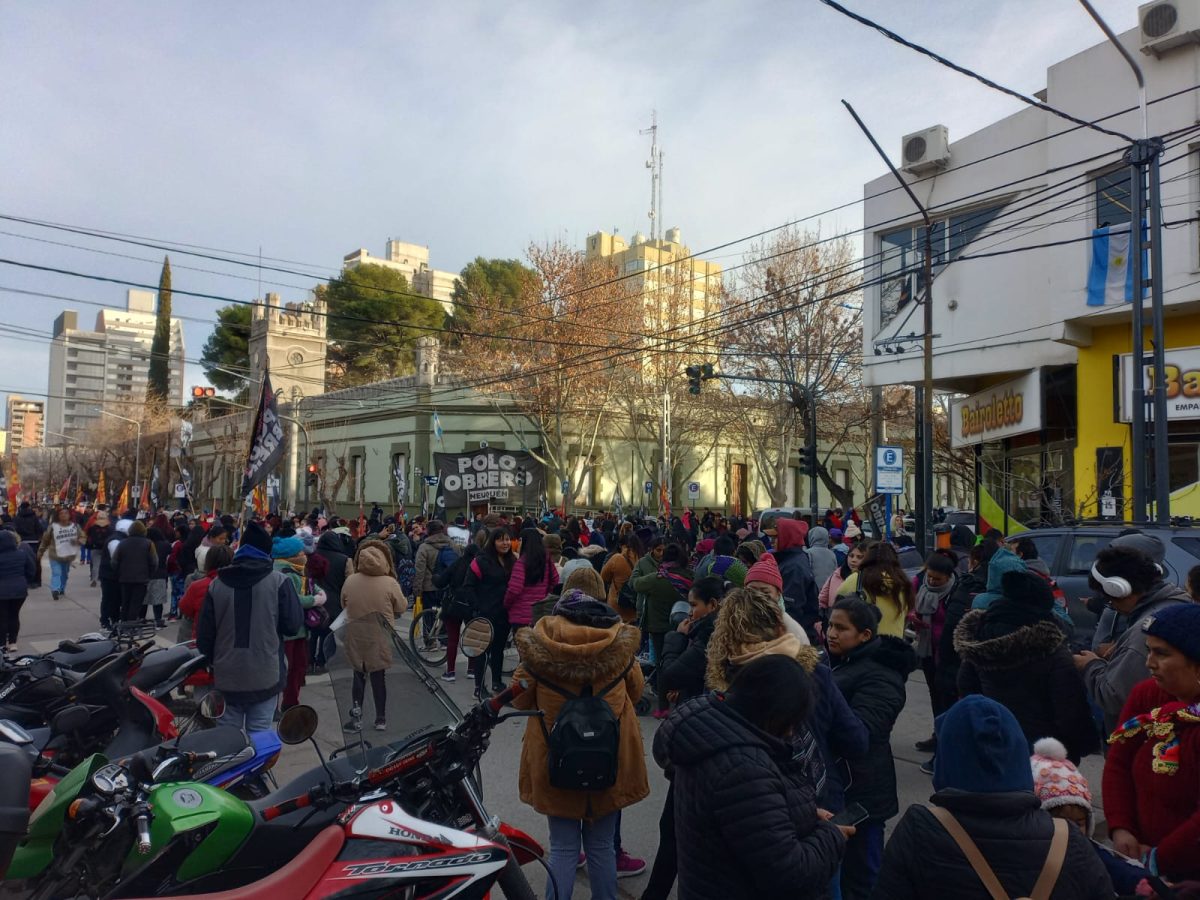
[900,125,950,175]
[1139,0,1200,56]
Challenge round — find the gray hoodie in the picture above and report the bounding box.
[805,526,838,589]
[1081,579,1192,733]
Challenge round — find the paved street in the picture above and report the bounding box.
[18,559,1110,899]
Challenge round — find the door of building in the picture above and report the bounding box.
[731,463,748,517]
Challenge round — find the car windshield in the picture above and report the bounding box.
[326,613,461,773]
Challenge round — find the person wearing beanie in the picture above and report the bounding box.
[842,521,861,542]
[1075,544,1192,734]
[511,580,647,900]
[271,533,322,710]
[197,519,304,733]
[954,569,1098,763]
[875,695,1113,899]
[1030,737,1094,836]
[744,552,812,646]
[1103,602,1200,882]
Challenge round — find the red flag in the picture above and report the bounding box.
[116,481,129,513]
[139,481,151,512]
[96,470,107,505]
[57,475,71,503]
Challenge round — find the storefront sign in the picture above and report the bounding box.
[950,371,1042,448]
[1118,344,1200,422]
[433,450,545,506]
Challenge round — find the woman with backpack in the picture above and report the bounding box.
[512,588,648,900]
[601,531,643,624]
[455,527,515,700]
[632,541,694,719]
[504,528,559,636]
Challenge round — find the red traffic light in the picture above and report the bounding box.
[191,386,216,398]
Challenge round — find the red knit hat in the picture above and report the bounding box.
[745,553,783,592]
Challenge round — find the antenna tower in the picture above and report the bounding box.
[640,111,663,242]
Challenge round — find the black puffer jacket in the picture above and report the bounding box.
[873,790,1113,899]
[936,565,986,701]
[659,611,716,701]
[654,694,843,900]
[955,609,1098,762]
[13,508,43,543]
[113,534,157,584]
[0,531,36,599]
[313,531,352,618]
[455,551,510,619]
[830,635,916,822]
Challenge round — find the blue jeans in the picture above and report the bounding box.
[50,560,72,594]
[547,812,618,900]
[219,696,277,733]
[840,821,884,900]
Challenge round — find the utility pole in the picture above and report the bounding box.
[1079,0,1169,524]
[640,111,662,242]
[843,100,935,554]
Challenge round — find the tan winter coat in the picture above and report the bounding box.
[341,542,409,673]
[513,617,649,820]
[600,549,639,624]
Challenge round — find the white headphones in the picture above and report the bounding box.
[1091,562,1132,599]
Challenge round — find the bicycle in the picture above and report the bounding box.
[409,605,521,675]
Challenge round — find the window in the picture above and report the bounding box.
[1095,169,1132,226]
[1066,535,1113,575]
[878,203,1006,328]
[1022,533,1065,570]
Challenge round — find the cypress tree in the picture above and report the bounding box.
[147,255,172,403]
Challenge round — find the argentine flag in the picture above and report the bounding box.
[1086,224,1135,306]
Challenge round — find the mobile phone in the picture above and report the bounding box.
[831,803,869,828]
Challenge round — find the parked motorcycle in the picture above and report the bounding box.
[6,614,545,899]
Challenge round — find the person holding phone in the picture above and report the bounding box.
[654,654,848,900]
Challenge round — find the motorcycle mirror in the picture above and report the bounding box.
[277,705,318,745]
[198,691,226,721]
[461,617,494,658]
[28,658,56,680]
[50,705,90,736]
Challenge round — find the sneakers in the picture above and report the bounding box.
[374,719,387,731]
[442,671,456,683]
[615,850,646,878]
[920,758,935,776]
[155,620,166,629]
[51,591,60,601]
[914,734,937,753]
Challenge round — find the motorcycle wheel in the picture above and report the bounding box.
[495,850,537,900]
[408,609,447,667]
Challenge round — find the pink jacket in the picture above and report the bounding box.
[818,569,847,609]
[504,558,560,625]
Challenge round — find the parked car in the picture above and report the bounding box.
[1006,524,1200,645]
[755,507,815,531]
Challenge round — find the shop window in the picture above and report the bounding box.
[1066,535,1113,575]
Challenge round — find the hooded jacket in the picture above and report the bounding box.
[341,542,408,673]
[969,547,1027,610]
[414,531,458,595]
[955,607,1098,762]
[773,518,820,632]
[805,526,839,588]
[313,530,353,619]
[599,548,639,624]
[1082,579,1192,734]
[512,616,647,820]
[0,531,36,599]
[196,554,304,704]
[13,507,43,544]
[504,555,559,626]
[653,693,844,900]
[830,635,916,821]
[632,563,693,634]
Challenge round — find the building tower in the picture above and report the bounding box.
[248,292,328,406]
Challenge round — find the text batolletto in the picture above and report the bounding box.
[441,452,535,493]
[959,389,1024,439]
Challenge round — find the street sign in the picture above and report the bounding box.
[644,481,653,494]
[687,481,700,500]
[1101,491,1118,518]
[424,475,440,486]
[875,445,905,495]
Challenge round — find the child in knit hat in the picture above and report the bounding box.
[1030,737,1093,835]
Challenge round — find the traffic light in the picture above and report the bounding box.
[686,365,702,394]
[191,386,216,399]
[701,362,714,380]
[798,445,818,476]
[305,463,319,487]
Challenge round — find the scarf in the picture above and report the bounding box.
[1109,700,1200,775]
[914,574,955,658]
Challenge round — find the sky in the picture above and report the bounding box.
[0,0,1140,417]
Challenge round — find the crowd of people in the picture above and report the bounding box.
[4,497,1200,898]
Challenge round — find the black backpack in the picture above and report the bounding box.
[529,659,633,791]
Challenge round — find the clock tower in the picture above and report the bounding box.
[248,292,328,406]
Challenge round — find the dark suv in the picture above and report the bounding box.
[1007,524,1200,642]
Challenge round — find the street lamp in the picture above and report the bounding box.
[94,409,141,504]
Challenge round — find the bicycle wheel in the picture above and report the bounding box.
[409,609,448,667]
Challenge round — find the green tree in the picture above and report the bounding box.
[199,303,252,403]
[146,256,173,403]
[449,257,536,341]
[318,264,445,386]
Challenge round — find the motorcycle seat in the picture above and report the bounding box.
[118,726,252,781]
[45,640,116,671]
[130,645,198,692]
[127,824,344,900]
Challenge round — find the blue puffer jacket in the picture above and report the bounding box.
[0,531,36,599]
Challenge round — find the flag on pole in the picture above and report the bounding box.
[240,369,287,500]
[117,481,130,513]
[252,483,267,516]
[139,481,151,512]
[96,470,107,506]
[57,475,71,503]
[432,411,445,447]
[1086,224,1136,306]
[6,457,18,516]
[74,485,84,506]
[148,448,160,510]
